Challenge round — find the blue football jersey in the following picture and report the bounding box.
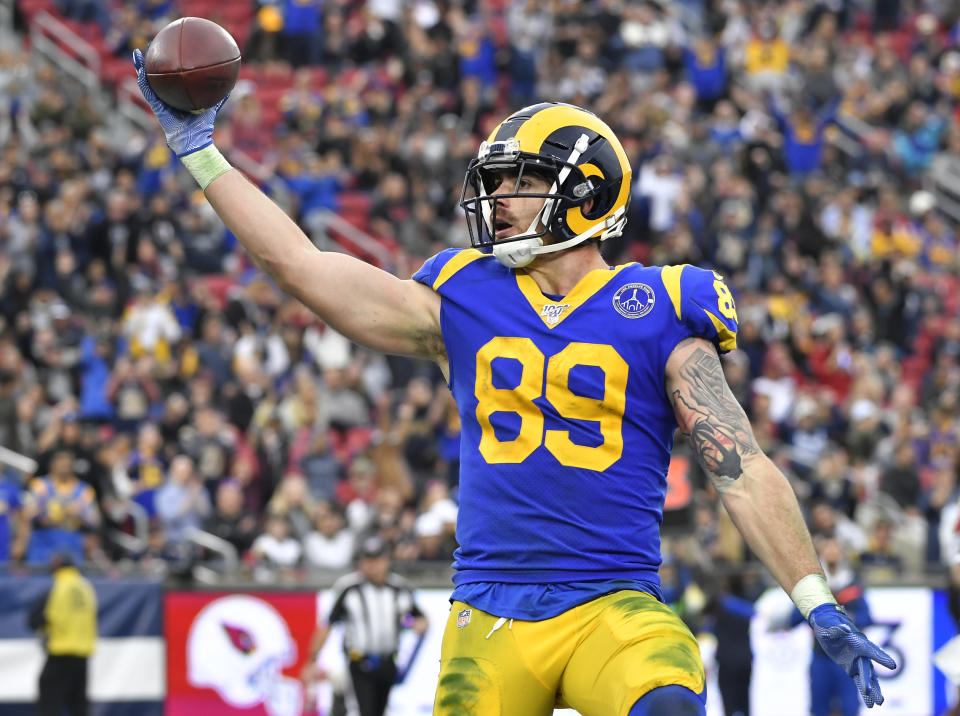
[412,249,738,592]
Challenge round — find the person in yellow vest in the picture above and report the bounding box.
[27,552,97,716]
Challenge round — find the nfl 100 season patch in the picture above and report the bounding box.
[540,302,570,326]
[612,283,655,319]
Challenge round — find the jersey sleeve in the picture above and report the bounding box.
[412,248,463,288]
[412,248,485,293]
[660,264,739,353]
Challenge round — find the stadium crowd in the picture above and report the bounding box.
[0,0,959,591]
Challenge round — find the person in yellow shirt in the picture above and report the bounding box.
[28,552,97,716]
[744,20,790,93]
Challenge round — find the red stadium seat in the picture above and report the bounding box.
[337,192,372,214]
[17,0,55,23]
[197,275,236,310]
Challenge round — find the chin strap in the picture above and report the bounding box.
[492,207,626,269]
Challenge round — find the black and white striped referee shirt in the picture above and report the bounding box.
[327,572,423,657]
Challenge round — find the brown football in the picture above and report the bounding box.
[144,17,240,112]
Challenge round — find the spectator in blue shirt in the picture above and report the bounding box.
[684,37,727,110]
[892,100,948,176]
[281,0,323,67]
[769,97,840,177]
[156,455,210,548]
[458,22,498,93]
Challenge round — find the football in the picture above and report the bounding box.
[143,17,240,112]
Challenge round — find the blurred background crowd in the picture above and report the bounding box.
[0,0,959,594]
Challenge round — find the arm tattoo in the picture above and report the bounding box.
[670,346,760,491]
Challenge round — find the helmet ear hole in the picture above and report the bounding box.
[582,182,614,220]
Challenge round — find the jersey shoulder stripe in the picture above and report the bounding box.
[412,248,486,291]
[659,263,739,353]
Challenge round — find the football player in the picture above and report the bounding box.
[134,51,894,715]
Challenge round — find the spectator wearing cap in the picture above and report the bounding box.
[784,395,831,478]
[105,356,161,430]
[845,399,884,463]
[178,405,234,490]
[22,446,100,565]
[35,403,88,478]
[302,535,427,716]
[413,511,448,562]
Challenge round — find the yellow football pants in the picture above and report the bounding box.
[433,590,705,716]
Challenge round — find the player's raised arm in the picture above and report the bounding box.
[665,336,896,708]
[131,51,443,362]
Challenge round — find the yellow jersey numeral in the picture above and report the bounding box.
[475,338,629,471]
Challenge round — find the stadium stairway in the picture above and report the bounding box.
[16,0,401,268]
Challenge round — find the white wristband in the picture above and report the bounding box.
[790,574,838,620]
[180,144,232,190]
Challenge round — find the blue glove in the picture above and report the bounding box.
[132,49,228,157]
[808,603,897,708]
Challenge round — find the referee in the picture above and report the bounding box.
[305,536,427,716]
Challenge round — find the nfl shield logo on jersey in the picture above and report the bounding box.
[540,303,570,325]
[457,608,472,629]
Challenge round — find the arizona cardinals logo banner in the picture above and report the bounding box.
[164,591,318,716]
